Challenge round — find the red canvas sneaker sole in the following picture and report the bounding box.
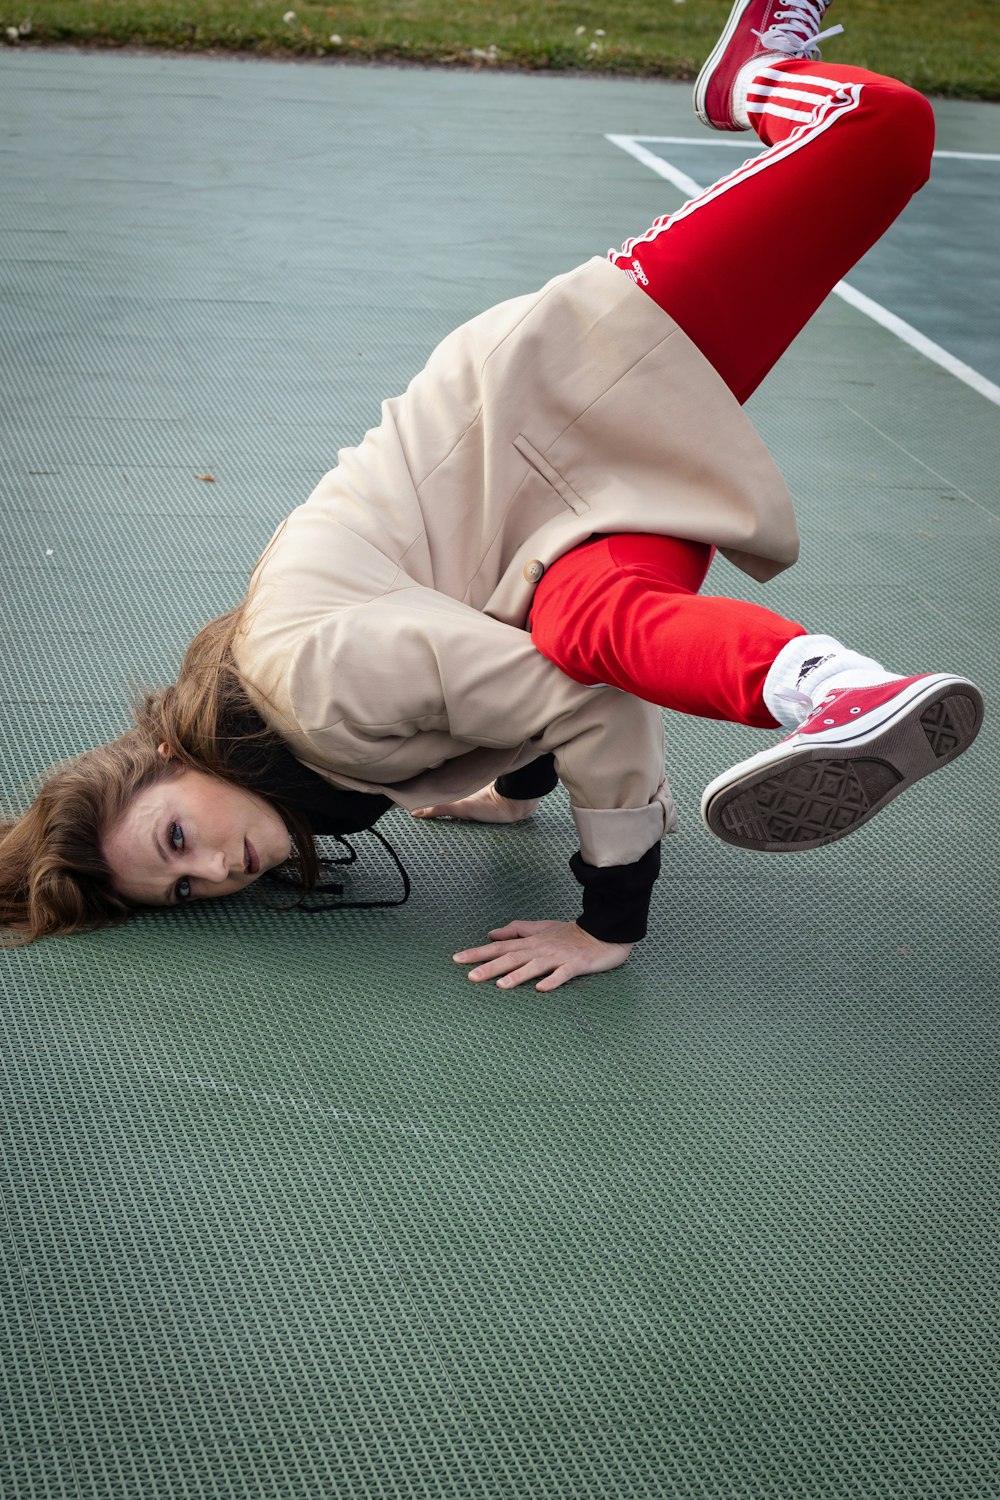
[701,674,984,852]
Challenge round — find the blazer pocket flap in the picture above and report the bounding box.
[513,433,590,515]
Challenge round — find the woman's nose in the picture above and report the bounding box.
[193,848,232,884]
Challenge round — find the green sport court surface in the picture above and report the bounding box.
[2,48,999,1500]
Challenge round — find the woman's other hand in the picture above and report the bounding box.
[412,785,539,824]
[454,920,632,992]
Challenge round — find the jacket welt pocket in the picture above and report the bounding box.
[513,434,590,516]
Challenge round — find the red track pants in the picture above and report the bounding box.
[528,61,935,728]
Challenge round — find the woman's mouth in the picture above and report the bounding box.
[245,838,259,875]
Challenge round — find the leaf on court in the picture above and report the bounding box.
[194,472,216,482]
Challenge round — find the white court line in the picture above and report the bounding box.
[934,149,1000,161]
[606,133,1000,409]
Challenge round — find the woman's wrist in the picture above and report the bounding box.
[571,843,661,944]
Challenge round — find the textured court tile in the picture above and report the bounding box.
[2,47,999,1500]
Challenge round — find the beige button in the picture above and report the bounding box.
[523,559,545,584]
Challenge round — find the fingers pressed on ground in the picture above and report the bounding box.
[453,920,626,991]
[467,951,529,983]
[497,962,551,990]
[453,940,515,964]
[535,967,576,992]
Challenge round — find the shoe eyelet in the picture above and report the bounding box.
[823,717,835,725]
[849,707,861,714]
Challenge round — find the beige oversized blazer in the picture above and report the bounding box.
[234,256,799,870]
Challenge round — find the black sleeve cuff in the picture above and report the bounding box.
[495,753,558,801]
[569,842,661,944]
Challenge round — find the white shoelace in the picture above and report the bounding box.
[752,0,844,59]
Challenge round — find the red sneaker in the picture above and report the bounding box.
[701,674,985,852]
[694,0,844,132]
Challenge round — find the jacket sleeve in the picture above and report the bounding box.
[494,755,657,942]
[287,587,678,865]
[572,844,661,944]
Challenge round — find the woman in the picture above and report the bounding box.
[0,0,984,988]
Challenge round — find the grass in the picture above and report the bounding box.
[2,0,1000,99]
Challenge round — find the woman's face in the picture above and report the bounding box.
[102,751,293,908]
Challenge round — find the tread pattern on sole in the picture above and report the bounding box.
[921,694,976,759]
[708,684,983,852]
[718,758,901,845]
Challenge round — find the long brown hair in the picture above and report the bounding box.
[1,606,321,945]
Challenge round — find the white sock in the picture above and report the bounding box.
[731,57,765,129]
[763,634,903,728]
[731,54,785,129]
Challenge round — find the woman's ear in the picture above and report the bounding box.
[157,742,172,760]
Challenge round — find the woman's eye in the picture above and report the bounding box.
[169,822,184,851]
[176,877,192,904]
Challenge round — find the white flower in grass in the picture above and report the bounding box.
[19,17,31,34]
[282,10,295,22]
[329,32,341,43]
[575,25,586,35]
[595,28,605,35]
[5,25,20,42]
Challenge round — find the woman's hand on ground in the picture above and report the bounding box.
[454,920,632,992]
[411,785,540,824]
